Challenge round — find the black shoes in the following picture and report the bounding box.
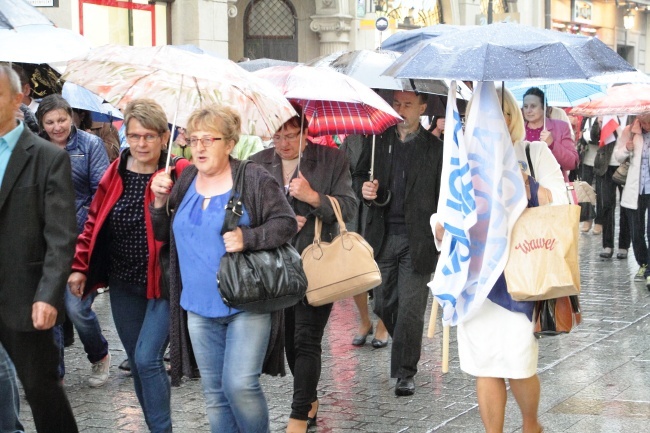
[599,248,613,259]
[371,338,388,348]
[395,377,415,396]
[351,326,373,346]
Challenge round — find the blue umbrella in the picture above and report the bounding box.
[506,80,606,107]
[384,22,636,83]
[381,24,467,52]
[62,82,123,122]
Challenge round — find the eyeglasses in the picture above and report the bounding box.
[188,137,223,147]
[126,133,160,144]
[272,132,300,143]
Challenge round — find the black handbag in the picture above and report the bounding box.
[217,160,307,314]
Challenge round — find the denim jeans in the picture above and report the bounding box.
[0,343,23,433]
[187,311,271,433]
[65,288,109,364]
[52,324,65,378]
[109,278,171,433]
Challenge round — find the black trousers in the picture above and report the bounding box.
[626,194,650,269]
[285,300,333,421]
[373,233,430,379]
[579,163,596,222]
[596,166,630,250]
[0,317,78,433]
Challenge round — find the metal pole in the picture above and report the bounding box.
[488,0,493,24]
[545,0,552,29]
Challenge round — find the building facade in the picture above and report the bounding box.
[32,0,649,73]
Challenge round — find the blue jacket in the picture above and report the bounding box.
[65,127,110,233]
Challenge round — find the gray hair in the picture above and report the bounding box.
[0,64,22,95]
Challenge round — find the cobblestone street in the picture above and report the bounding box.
[17,227,650,432]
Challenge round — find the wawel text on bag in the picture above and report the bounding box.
[514,237,556,254]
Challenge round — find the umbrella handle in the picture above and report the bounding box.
[166,75,185,173]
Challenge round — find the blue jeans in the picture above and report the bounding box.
[0,343,23,433]
[109,278,171,433]
[187,311,271,433]
[65,288,109,364]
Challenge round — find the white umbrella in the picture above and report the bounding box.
[0,0,91,63]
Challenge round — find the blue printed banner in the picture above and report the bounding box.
[429,81,528,326]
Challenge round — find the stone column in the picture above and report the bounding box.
[310,0,353,55]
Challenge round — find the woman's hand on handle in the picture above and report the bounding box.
[151,171,174,208]
[223,227,244,253]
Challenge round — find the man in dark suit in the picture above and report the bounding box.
[354,90,443,396]
[0,65,78,431]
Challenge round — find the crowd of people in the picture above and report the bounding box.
[0,56,642,433]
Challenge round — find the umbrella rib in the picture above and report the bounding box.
[192,76,203,105]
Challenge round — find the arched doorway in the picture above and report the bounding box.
[244,0,298,61]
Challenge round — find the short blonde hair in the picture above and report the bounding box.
[186,105,241,145]
[496,86,525,143]
[124,99,169,135]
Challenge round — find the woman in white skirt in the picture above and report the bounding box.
[433,87,566,433]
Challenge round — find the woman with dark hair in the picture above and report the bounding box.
[250,106,357,433]
[522,87,579,176]
[36,94,112,387]
[68,99,190,432]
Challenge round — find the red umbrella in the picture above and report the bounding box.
[571,84,650,117]
[254,65,401,136]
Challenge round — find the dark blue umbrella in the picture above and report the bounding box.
[384,22,636,83]
[381,24,467,53]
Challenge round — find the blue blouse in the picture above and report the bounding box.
[173,179,250,318]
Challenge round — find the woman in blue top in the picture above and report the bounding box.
[150,105,297,433]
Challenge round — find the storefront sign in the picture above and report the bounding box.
[573,1,593,23]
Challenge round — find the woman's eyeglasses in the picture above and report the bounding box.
[272,132,300,144]
[188,137,223,147]
[126,133,160,144]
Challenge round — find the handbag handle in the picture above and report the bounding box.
[313,196,347,244]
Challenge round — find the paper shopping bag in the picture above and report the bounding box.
[505,204,581,301]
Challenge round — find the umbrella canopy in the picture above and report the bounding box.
[254,65,402,136]
[571,84,650,117]
[238,58,300,72]
[62,82,124,121]
[0,0,91,63]
[12,62,62,98]
[384,22,636,83]
[62,45,296,136]
[506,80,606,107]
[381,24,467,53]
[306,49,449,95]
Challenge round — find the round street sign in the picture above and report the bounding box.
[375,17,389,32]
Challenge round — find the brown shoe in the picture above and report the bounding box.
[580,220,592,233]
[592,224,602,235]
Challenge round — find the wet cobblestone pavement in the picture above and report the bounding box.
[18,228,650,432]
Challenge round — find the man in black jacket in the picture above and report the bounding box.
[353,90,443,396]
[0,65,78,432]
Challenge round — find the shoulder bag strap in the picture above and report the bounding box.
[221,160,249,235]
[525,144,535,179]
[312,195,347,244]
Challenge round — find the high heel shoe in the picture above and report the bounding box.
[351,325,373,346]
[307,400,319,428]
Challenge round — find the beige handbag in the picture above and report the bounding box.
[505,204,581,301]
[302,196,382,307]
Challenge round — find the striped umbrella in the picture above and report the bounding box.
[254,65,402,136]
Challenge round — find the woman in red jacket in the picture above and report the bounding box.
[68,99,189,432]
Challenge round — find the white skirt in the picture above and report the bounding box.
[457,299,538,379]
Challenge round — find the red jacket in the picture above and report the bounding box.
[72,149,190,299]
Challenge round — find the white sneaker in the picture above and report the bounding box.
[88,352,111,388]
